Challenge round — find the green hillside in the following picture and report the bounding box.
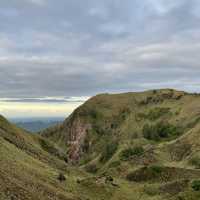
[42,89,200,165]
[2,89,200,199]
[41,89,200,199]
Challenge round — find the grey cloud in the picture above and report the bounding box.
[0,96,89,103]
[0,0,200,99]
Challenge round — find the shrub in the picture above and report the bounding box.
[82,137,90,153]
[108,161,121,168]
[120,146,144,161]
[100,141,118,163]
[137,107,171,121]
[105,176,114,183]
[57,173,66,182]
[39,139,57,154]
[143,124,159,141]
[89,109,98,119]
[192,180,200,191]
[126,165,164,182]
[150,165,163,174]
[131,132,139,139]
[85,164,98,173]
[143,121,181,141]
[152,90,157,94]
[190,156,200,169]
[147,107,170,120]
[39,138,66,160]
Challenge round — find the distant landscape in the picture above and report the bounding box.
[11,117,64,132]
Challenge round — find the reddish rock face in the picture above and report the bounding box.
[67,117,91,163]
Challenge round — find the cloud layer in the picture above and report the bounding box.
[0,0,200,100]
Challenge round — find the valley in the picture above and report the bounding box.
[1,89,200,200]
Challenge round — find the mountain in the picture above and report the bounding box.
[15,119,62,132]
[2,89,200,199]
[41,89,200,163]
[41,89,200,199]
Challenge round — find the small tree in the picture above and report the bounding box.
[100,141,118,163]
[192,180,200,191]
[57,173,66,182]
[143,121,181,141]
[120,146,144,161]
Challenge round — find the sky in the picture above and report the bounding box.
[0,0,200,118]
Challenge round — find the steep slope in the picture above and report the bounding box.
[0,115,68,168]
[0,115,177,200]
[0,138,72,200]
[42,89,200,165]
[3,88,200,200]
[2,115,164,200]
[41,89,200,199]
[0,115,79,200]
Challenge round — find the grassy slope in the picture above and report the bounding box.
[0,121,165,200]
[0,115,166,200]
[42,89,200,163]
[2,89,200,199]
[42,89,200,199]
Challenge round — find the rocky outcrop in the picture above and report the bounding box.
[66,117,91,162]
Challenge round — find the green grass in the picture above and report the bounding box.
[143,121,182,141]
[99,141,118,163]
[120,146,144,161]
[191,180,200,191]
[3,89,200,199]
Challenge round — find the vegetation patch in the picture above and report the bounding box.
[160,180,189,195]
[138,107,171,121]
[147,107,171,120]
[143,185,160,196]
[108,161,121,168]
[127,165,164,182]
[192,180,200,191]
[190,156,200,169]
[169,142,192,161]
[57,173,66,182]
[85,163,98,174]
[38,138,66,160]
[143,121,182,141]
[99,141,118,163]
[127,166,200,183]
[120,146,144,161]
[186,117,200,129]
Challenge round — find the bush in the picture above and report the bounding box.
[39,138,66,160]
[57,173,66,182]
[126,165,163,182]
[82,137,90,153]
[120,146,144,161]
[100,141,118,163]
[147,107,170,120]
[192,180,200,191]
[108,161,121,168]
[85,164,98,173]
[105,176,114,183]
[190,156,200,169]
[143,121,181,141]
[143,124,159,141]
[150,165,163,174]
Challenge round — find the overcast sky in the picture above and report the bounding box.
[0,0,200,118]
